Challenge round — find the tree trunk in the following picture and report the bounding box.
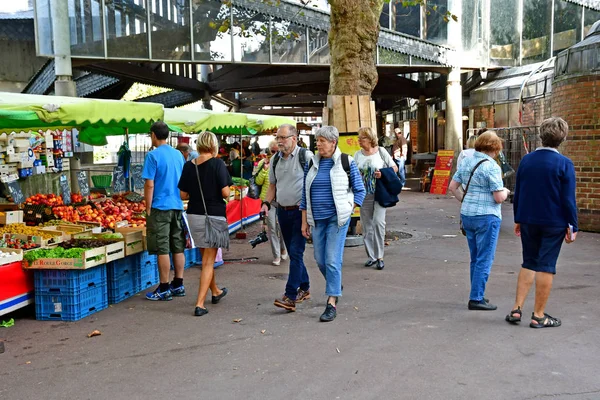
[328,0,384,95]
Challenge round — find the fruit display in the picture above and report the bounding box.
[25,193,64,206]
[0,224,61,239]
[70,193,84,203]
[0,250,20,259]
[52,206,80,222]
[0,237,40,250]
[58,238,119,249]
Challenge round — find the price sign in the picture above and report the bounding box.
[59,174,71,205]
[113,166,127,193]
[6,180,24,204]
[429,150,455,195]
[131,164,144,190]
[76,171,90,197]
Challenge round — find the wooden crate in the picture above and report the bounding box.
[40,226,91,241]
[0,211,23,225]
[22,246,106,270]
[3,231,63,248]
[0,248,23,265]
[104,240,125,263]
[115,227,144,256]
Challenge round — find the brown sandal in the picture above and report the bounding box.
[530,313,561,329]
[505,307,522,324]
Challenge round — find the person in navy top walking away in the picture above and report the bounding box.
[506,117,578,328]
[300,126,366,322]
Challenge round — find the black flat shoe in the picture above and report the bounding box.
[364,260,376,267]
[194,307,208,316]
[376,259,384,270]
[211,287,228,304]
[468,300,497,311]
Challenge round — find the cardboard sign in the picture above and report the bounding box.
[429,150,455,195]
[59,174,71,205]
[76,171,90,197]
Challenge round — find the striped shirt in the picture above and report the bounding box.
[452,151,504,219]
[300,158,365,220]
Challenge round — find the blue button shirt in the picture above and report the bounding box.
[142,144,184,210]
[452,152,504,219]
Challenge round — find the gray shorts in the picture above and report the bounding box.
[187,214,228,249]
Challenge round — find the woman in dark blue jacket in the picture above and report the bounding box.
[506,117,578,329]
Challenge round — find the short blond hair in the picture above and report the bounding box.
[475,131,503,154]
[358,126,378,147]
[466,135,477,149]
[196,131,218,156]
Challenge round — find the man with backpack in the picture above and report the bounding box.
[260,124,314,312]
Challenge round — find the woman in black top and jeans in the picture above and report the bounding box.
[179,131,233,316]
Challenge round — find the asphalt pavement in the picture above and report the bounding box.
[1,189,599,400]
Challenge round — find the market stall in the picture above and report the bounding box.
[0,93,168,317]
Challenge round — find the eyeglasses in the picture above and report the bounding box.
[276,134,295,141]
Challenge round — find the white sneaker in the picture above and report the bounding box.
[281,253,288,261]
[272,258,281,266]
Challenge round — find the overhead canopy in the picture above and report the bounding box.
[164,108,296,135]
[0,92,167,146]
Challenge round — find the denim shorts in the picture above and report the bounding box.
[520,223,565,274]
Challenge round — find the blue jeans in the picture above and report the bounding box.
[461,214,501,301]
[395,158,406,187]
[277,208,309,300]
[312,216,350,297]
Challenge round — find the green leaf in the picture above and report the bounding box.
[208,21,217,29]
[452,14,458,22]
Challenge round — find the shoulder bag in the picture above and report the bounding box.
[459,159,488,236]
[194,159,230,249]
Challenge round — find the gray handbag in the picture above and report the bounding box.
[194,159,230,250]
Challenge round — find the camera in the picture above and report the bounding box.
[249,230,269,248]
[249,211,269,248]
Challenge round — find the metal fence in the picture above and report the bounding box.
[467,126,542,193]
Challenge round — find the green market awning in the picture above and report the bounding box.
[164,108,296,135]
[0,92,167,146]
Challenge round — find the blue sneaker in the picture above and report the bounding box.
[171,285,186,297]
[146,288,173,301]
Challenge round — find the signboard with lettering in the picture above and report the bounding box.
[1,174,24,204]
[59,174,71,205]
[429,150,455,195]
[112,166,127,193]
[131,164,144,191]
[76,171,90,197]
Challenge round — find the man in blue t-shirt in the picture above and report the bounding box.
[142,121,186,301]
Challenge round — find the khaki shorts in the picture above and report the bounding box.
[146,209,185,255]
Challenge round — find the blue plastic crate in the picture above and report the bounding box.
[108,273,137,304]
[35,284,108,321]
[34,266,107,295]
[107,257,139,304]
[107,255,140,281]
[140,251,156,267]
[138,254,158,291]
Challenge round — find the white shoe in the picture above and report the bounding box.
[272,258,281,266]
[281,253,288,261]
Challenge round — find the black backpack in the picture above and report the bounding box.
[272,147,308,180]
[307,153,352,186]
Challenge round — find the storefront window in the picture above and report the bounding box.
[193,0,232,61]
[584,7,600,37]
[69,0,105,57]
[490,0,519,66]
[106,0,149,59]
[391,2,420,38]
[522,0,552,64]
[462,0,484,55]
[271,19,307,64]
[380,2,390,29]
[424,0,448,44]
[553,0,582,56]
[308,28,329,64]
[233,10,269,63]
[150,0,191,60]
[35,0,53,56]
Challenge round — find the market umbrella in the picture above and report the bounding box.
[0,92,171,146]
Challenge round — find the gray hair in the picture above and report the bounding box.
[279,123,297,136]
[176,143,191,152]
[315,125,339,143]
[540,117,569,148]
